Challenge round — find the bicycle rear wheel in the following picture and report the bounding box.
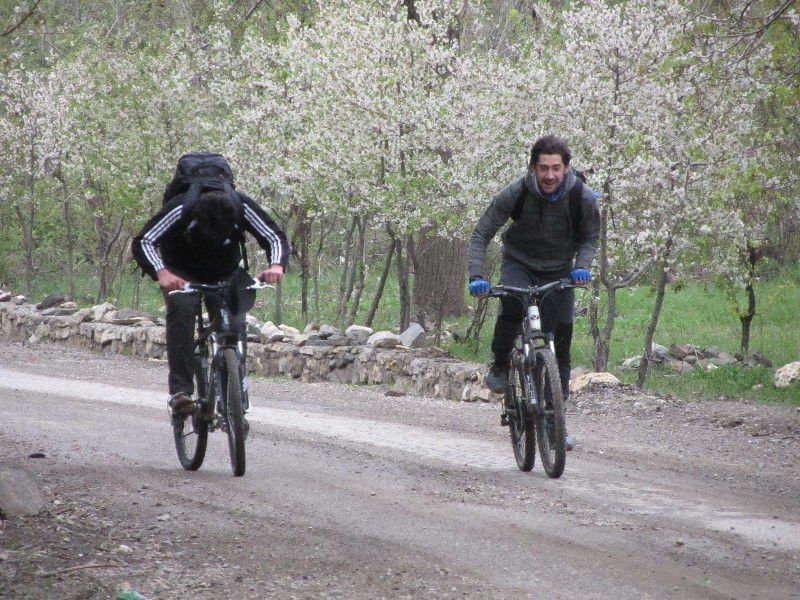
[172,351,209,470]
[506,350,535,471]
[534,348,566,478]
[222,348,246,476]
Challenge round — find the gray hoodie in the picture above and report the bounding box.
[468,169,600,280]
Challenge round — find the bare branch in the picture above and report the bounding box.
[1,0,41,37]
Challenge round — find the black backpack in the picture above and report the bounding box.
[510,171,586,236]
[163,152,249,268]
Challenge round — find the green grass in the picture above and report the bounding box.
[6,261,799,406]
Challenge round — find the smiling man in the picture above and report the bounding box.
[467,135,600,450]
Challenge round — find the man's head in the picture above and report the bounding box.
[529,135,571,195]
[186,190,237,245]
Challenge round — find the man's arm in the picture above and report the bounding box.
[467,177,524,280]
[131,201,184,281]
[574,188,601,271]
[239,194,290,282]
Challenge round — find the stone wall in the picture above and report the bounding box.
[0,297,493,403]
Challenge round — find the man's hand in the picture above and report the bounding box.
[259,264,285,284]
[157,269,188,292]
[469,278,491,297]
[570,268,591,286]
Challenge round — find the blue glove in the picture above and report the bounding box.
[570,268,591,284]
[469,279,491,296]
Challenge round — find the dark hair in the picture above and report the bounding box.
[529,135,571,167]
[186,190,236,244]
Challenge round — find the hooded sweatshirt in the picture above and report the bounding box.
[468,169,600,280]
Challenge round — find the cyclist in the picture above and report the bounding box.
[132,184,289,417]
[467,135,600,450]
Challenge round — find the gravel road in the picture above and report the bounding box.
[1,339,798,599]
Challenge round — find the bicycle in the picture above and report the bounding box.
[488,277,574,477]
[169,273,271,477]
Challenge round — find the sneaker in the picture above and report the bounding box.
[565,434,576,451]
[168,392,196,417]
[485,364,509,393]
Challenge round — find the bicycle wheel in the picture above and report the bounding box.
[222,348,246,476]
[172,350,209,470]
[534,348,566,478]
[506,349,535,471]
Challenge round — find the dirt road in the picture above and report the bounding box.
[1,339,798,599]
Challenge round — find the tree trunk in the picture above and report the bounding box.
[739,242,758,353]
[346,216,369,327]
[293,205,310,324]
[396,235,412,332]
[636,238,673,388]
[365,236,395,328]
[336,216,358,324]
[412,231,468,331]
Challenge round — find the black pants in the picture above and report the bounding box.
[164,288,245,396]
[491,258,574,401]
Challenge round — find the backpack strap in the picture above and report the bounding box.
[568,179,584,237]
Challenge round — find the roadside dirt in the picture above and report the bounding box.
[1,339,798,599]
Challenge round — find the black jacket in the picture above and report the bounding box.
[132,192,289,283]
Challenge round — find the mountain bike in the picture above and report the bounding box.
[169,273,271,477]
[489,277,573,477]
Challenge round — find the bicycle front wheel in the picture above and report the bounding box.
[222,348,246,476]
[534,349,566,478]
[507,350,535,471]
[173,352,209,471]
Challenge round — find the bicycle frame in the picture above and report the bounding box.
[490,277,574,367]
[172,278,271,429]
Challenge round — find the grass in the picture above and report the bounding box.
[5,260,799,406]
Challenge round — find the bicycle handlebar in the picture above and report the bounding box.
[168,278,274,295]
[489,277,574,298]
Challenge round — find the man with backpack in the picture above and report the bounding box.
[467,135,600,450]
[132,152,290,416]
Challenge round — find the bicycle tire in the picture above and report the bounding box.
[534,348,566,478]
[507,349,535,471]
[172,352,209,470]
[222,348,246,476]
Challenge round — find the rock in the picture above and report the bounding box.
[397,323,427,348]
[246,315,262,335]
[0,468,45,517]
[12,295,26,304]
[621,356,642,369]
[720,417,744,428]
[366,331,400,349]
[36,294,67,310]
[0,292,11,302]
[650,343,670,362]
[40,304,79,317]
[666,359,694,374]
[344,325,373,344]
[711,351,737,366]
[570,366,591,380]
[774,361,800,388]
[303,323,320,334]
[91,301,115,322]
[278,324,300,335]
[112,309,157,326]
[745,351,773,368]
[260,322,285,343]
[318,324,341,339]
[385,389,407,397]
[669,344,694,359]
[306,334,350,347]
[571,372,621,395]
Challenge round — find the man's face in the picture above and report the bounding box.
[533,153,567,195]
